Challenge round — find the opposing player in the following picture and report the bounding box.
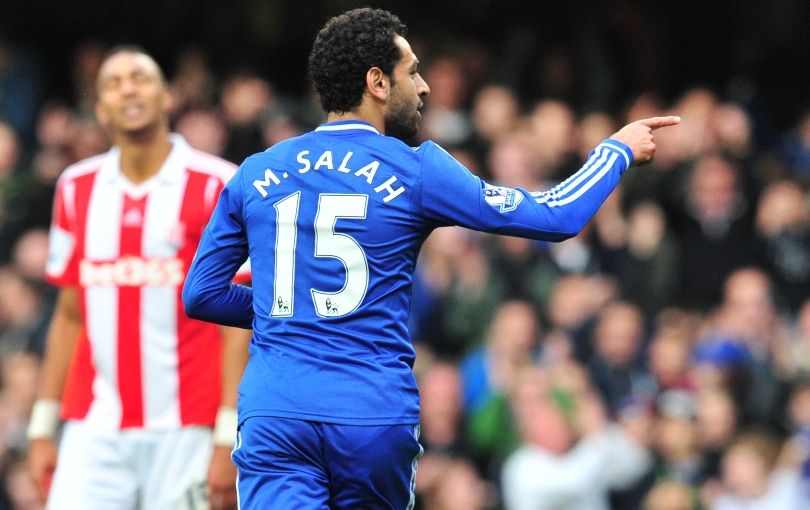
[26,46,250,510]
[182,8,680,509]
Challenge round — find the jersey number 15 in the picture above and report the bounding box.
[271,192,369,318]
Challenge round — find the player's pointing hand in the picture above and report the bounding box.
[610,115,681,166]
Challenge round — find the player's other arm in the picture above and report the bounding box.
[27,287,82,502]
[183,182,254,329]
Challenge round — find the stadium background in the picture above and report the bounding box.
[2,0,810,509]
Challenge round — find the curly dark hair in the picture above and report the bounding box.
[308,8,407,114]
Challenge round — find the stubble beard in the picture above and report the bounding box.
[384,86,420,142]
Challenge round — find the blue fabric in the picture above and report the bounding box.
[183,120,633,426]
[233,417,422,510]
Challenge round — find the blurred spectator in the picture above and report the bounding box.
[418,457,490,510]
[707,268,786,425]
[652,389,704,486]
[174,106,228,156]
[219,71,274,162]
[782,381,810,505]
[0,37,44,147]
[576,111,617,162]
[754,179,810,312]
[782,109,810,185]
[65,114,108,161]
[709,101,755,162]
[168,45,217,114]
[0,268,48,357]
[260,99,306,148]
[69,40,105,115]
[710,429,802,509]
[462,300,540,482]
[587,301,656,416]
[647,322,694,394]
[419,56,472,148]
[778,300,810,380]
[461,299,541,415]
[501,364,651,510]
[487,130,542,189]
[695,387,740,483]
[35,102,74,150]
[419,361,469,459]
[544,274,616,340]
[642,481,696,510]
[669,154,765,310]
[432,228,503,357]
[468,85,521,169]
[527,99,578,182]
[602,200,680,318]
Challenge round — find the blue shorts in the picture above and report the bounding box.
[233,417,423,509]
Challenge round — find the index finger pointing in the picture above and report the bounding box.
[638,116,682,130]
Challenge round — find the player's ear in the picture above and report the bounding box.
[366,67,389,101]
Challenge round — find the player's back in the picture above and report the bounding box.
[237,121,431,425]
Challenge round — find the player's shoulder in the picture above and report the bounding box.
[413,139,449,157]
[57,152,108,185]
[186,148,239,182]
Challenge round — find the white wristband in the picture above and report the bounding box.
[213,407,238,447]
[26,399,61,440]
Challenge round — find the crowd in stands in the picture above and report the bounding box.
[2,31,810,509]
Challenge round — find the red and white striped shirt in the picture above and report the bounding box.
[46,135,247,431]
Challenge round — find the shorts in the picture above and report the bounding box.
[47,420,213,510]
[232,417,422,509]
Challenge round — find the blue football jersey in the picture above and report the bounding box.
[183,120,633,425]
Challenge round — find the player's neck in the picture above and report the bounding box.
[327,104,384,134]
[116,128,173,184]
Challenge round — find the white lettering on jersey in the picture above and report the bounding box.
[80,257,185,287]
[297,150,311,174]
[253,169,281,198]
[273,149,406,204]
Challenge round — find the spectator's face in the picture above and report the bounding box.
[472,85,519,140]
[648,334,690,387]
[0,121,20,176]
[688,157,738,222]
[95,52,170,138]
[419,363,462,430]
[755,180,808,236]
[654,416,697,461]
[595,303,643,366]
[721,445,770,498]
[384,36,429,141]
[488,301,538,359]
[696,389,737,448]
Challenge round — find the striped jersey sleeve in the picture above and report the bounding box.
[418,139,633,240]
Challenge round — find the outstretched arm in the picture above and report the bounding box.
[419,116,681,240]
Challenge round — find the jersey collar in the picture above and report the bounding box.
[315,120,381,135]
[100,133,191,186]
[99,134,192,199]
